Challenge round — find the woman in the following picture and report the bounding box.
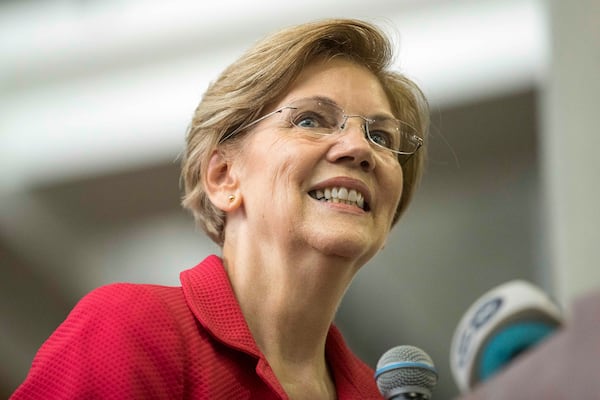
[13,19,429,399]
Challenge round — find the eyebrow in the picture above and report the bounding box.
[301,95,397,121]
[306,95,339,107]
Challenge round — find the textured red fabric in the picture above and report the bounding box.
[12,255,382,399]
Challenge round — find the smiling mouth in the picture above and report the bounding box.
[308,187,370,211]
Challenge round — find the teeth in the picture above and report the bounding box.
[310,186,366,210]
[347,189,357,202]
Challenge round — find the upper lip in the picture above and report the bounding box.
[308,176,372,206]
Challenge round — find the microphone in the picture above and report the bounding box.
[375,345,438,399]
[449,280,563,393]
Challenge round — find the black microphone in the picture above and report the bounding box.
[449,280,563,393]
[375,345,438,399]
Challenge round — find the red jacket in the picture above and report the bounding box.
[12,255,382,399]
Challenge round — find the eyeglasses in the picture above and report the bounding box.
[219,97,423,164]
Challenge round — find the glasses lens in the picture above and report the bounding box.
[287,98,420,157]
[288,99,342,133]
[366,119,401,152]
[367,119,421,155]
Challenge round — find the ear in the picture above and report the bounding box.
[204,149,242,212]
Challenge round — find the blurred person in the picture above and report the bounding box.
[12,18,428,400]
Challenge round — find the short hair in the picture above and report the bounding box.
[181,18,429,246]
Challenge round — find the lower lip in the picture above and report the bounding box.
[310,196,367,215]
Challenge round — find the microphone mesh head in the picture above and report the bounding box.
[375,345,438,399]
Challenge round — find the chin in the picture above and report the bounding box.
[309,231,380,264]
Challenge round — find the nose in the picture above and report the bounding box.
[327,116,376,171]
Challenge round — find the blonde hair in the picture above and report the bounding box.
[181,18,429,245]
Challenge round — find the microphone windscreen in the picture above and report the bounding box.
[450,280,562,393]
[375,345,438,399]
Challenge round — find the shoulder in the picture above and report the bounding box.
[44,282,194,355]
[67,282,203,355]
[12,283,192,399]
[76,282,187,318]
[66,283,188,332]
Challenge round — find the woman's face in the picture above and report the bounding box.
[230,58,404,265]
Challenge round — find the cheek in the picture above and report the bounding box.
[254,141,299,187]
[380,153,403,181]
[384,165,404,216]
[263,135,315,184]
[240,139,306,208]
[265,156,308,217]
[394,169,404,201]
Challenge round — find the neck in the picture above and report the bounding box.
[221,234,361,399]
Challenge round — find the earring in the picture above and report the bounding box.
[228,194,236,202]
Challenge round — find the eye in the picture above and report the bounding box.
[291,108,339,131]
[368,129,398,150]
[367,119,402,150]
[294,112,322,128]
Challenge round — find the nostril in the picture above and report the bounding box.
[360,160,371,170]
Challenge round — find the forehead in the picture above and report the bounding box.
[277,58,392,115]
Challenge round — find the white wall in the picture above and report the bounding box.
[541,0,600,306]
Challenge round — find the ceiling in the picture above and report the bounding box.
[0,0,548,397]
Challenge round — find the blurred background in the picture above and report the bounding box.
[1,0,598,398]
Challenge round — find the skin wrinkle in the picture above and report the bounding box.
[217,59,404,400]
[228,60,404,265]
[13,21,433,400]
[181,21,430,248]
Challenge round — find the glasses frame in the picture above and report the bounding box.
[219,99,423,164]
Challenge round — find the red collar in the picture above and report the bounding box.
[180,255,381,399]
[180,254,260,357]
